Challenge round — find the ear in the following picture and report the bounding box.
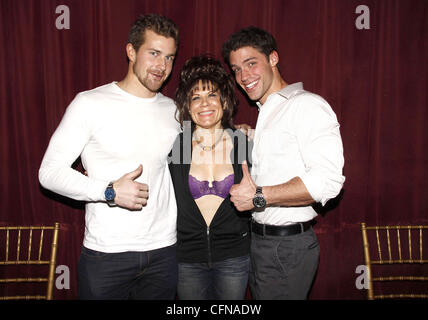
[269,50,279,68]
[126,43,136,63]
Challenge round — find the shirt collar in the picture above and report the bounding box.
[256,82,304,109]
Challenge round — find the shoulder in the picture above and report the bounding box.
[230,128,252,147]
[64,83,114,116]
[68,83,116,110]
[77,83,115,100]
[290,90,336,118]
[226,128,247,141]
[156,93,176,108]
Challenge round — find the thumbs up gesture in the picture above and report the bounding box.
[112,165,149,210]
[229,161,256,211]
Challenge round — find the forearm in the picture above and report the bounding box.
[39,161,107,202]
[263,177,315,207]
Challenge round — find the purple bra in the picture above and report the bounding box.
[188,174,234,199]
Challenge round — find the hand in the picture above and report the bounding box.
[229,161,256,211]
[235,123,255,140]
[112,165,149,211]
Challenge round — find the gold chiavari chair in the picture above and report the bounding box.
[360,223,428,299]
[0,223,60,300]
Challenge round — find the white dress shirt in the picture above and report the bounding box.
[251,82,345,225]
[39,82,180,252]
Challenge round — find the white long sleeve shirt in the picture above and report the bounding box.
[251,82,345,225]
[39,82,180,252]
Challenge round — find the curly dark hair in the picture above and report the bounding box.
[174,55,238,130]
[128,14,179,52]
[221,26,277,65]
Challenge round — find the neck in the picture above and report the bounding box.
[259,72,288,105]
[193,126,224,151]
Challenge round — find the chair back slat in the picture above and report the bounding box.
[27,229,33,262]
[5,229,9,262]
[386,228,392,262]
[397,229,402,261]
[408,228,412,260]
[376,228,382,261]
[38,229,44,261]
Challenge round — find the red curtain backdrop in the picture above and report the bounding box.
[0,0,426,299]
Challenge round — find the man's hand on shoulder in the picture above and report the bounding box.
[235,123,255,140]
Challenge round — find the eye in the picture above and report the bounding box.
[191,96,200,101]
[150,51,159,56]
[248,62,255,67]
[232,68,240,74]
[166,55,175,61]
[208,92,217,98]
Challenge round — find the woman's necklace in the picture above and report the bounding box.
[193,129,225,152]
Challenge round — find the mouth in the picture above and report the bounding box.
[198,110,215,117]
[150,72,164,82]
[244,80,259,92]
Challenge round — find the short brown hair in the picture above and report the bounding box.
[128,14,179,52]
[222,26,277,68]
[174,55,238,130]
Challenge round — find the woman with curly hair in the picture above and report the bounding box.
[169,55,252,300]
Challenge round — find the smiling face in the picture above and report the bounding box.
[128,30,176,96]
[229,46,280,104]
[189,80,224,131]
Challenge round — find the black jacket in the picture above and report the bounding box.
[169,129,252,263]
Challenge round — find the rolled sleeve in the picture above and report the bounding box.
[294,95,345,206]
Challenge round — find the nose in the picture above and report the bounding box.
[156,56,167,71]
[200,95,209,106]
[239,67,250,84]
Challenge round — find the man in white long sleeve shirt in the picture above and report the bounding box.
[39,14,180,299]
[223,27,345,299]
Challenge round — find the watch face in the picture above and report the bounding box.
[253,195,266,208]
[105,188,115,201]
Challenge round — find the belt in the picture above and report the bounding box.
[251,220,313,237]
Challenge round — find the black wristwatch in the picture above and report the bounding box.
[104,182,116,206]
[253,186,266,208]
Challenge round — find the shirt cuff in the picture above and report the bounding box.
[298,172,325,205]
[89,179,110,202]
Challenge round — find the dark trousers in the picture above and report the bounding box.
[177,255,250,300]
[77,244,178,300]
[249,227,320,300]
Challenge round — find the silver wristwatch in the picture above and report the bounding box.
[253,186,266,208]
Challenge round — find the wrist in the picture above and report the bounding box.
[104,181,116,207]
[253,186,266,209]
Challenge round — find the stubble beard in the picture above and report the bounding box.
[133,64,166,93]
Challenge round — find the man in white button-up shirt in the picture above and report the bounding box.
[223,27,345,299]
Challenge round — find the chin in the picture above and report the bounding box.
[247,92,261,101]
